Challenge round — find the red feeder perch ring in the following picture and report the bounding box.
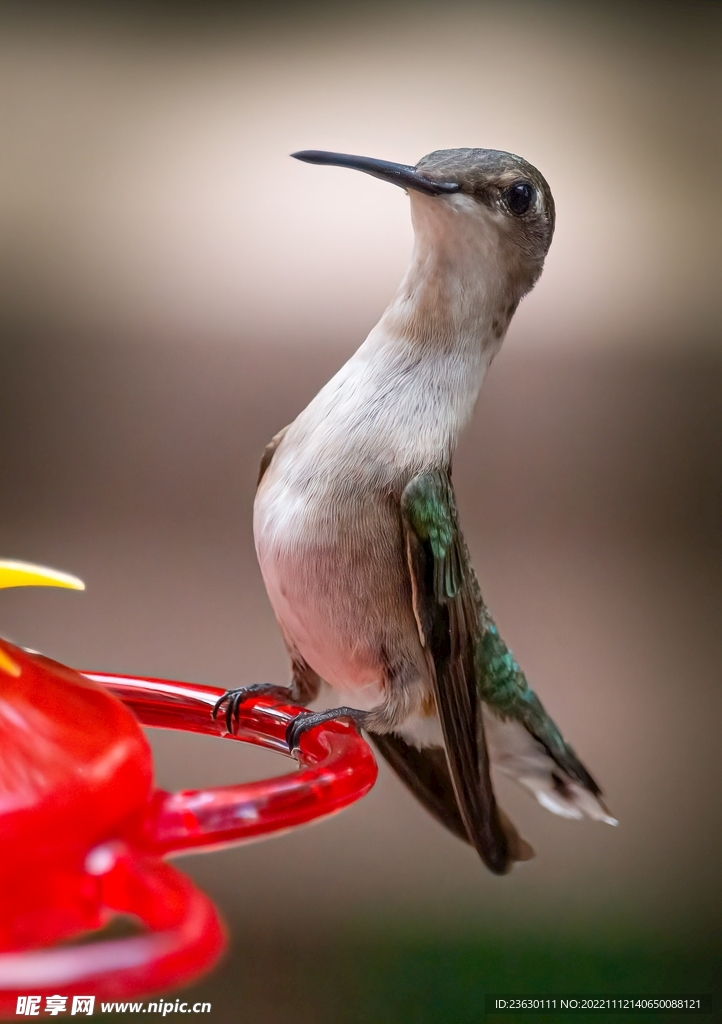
[82,670,379,856]
[0,639,377,1014]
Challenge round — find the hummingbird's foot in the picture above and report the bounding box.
[286,707,368,756]
[213,684,294,735]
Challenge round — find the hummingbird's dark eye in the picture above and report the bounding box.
[505,181,535,215]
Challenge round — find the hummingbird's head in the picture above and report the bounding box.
[293,147,555,304]
[416,148,555,275]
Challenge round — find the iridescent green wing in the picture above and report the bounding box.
[400,468,513,874]
[476,618,605,802]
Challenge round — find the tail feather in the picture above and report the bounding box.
[483,709,617,825]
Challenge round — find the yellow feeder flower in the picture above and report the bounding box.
[0,560,85,675]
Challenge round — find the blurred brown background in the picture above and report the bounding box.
[0,2,720,1020]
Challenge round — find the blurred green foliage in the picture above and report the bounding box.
[98,928,718,1023]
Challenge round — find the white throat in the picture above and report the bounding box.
[384,191,518,352]
[280,192,521,474]
[363,191,519,458]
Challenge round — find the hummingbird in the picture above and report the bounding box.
[216,148,616,874]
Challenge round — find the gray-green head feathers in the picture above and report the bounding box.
[415,148,555,295]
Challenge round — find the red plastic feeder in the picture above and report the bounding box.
[0,638,377,1014]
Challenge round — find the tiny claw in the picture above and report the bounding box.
[285,706,366,757]
[211,691,239,735]
[285,711,315,757]
[213,684,294,736]
[211,693,225,721]
[225,697,237,735]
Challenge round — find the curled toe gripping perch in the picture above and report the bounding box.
[0,562,377,1013]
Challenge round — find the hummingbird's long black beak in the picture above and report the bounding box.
[291,150,460,197]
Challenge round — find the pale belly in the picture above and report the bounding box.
[253,467,429,718]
